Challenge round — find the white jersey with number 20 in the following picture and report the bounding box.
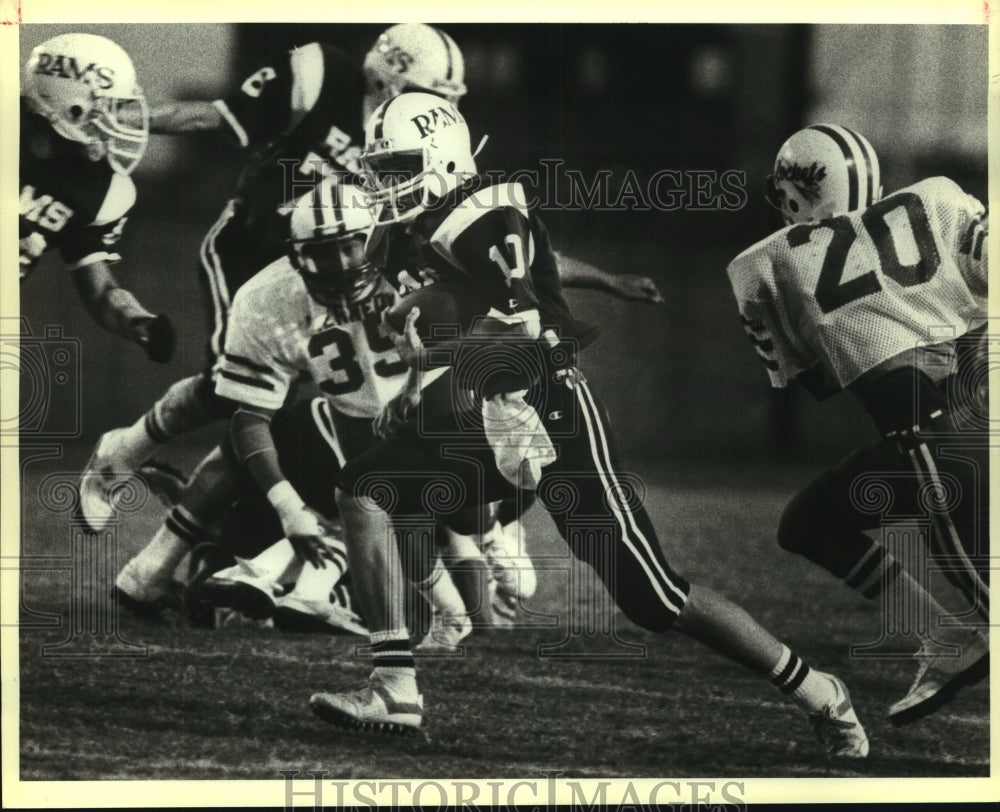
[728,176,988,392]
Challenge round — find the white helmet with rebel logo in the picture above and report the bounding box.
[361,91,478,223]
[362,24,467,120]
[766,124,882,226]
[22,33,149,175]
[288,181,379,307]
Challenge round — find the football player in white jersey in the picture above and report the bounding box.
[20,33,174,362]
[727,124,989,725]
[116,180,475,642]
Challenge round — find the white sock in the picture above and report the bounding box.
[132,525,189,582]
[768,646,837,712]
[416,558,466,619]
[114,415,161,468]
[370,630,418,688]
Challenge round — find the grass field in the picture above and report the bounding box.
[13,441,990,794]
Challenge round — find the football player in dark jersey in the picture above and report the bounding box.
[20,33,174,363]
[84,25,662,631]
[307,92,870,759]
[728,124,989,726]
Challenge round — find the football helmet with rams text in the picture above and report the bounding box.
[22,33,149,176]
[362,24,467,121]
[766,124,882,226]
[361,91,477,223]
[288,181,379,307]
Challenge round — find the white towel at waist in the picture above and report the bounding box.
[481,390,557,491]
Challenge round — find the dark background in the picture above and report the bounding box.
[16,23,989,467]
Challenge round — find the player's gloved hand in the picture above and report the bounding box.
[19,232,48,277]
[374,385,421,438]
[132,314,176,363]
[611,274,664,303]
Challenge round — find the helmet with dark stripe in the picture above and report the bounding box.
[288,181,378,307]
[766,123,882,226]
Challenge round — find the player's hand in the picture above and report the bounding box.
[374,386,421,438]
[280,505,338,569]
[383,306,426,369]
[19,232,47,276]
[610,274,664,303]
[132,314,176,363]
[288,533,332,570]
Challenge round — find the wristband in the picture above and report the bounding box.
[267,480,304,520]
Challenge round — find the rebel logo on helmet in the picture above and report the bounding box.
[410,106,464,139]
[33,53,115,90]
[774,160,826,203]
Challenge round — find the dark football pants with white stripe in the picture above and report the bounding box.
[779,417,989,621]
[336,366,692,633]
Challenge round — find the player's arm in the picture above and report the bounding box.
[555,252,664,303]
[70,260,174,362]
[219,288,334,566]
[726,253,813,390]
[148,100,224,134]
[61,175,174,362]
[227,405,334,569]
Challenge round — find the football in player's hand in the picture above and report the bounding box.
[382,281,482,343]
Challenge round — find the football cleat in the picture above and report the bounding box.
[482,520,537,600]
[490,580,518,628]
[114,558,181,617]
[273,594,367,636]
[310,676,424,735]
[888,630,989,726]
[78,428,138,532]
[200,558,280,620]
[808,674,869,758]
[415,612,472,654]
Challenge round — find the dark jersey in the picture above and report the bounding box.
[211,42,367,276]
[377,176,597,349]
[19,103,135,278]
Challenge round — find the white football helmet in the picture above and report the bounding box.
[361,91,477,223]
[362,24,467,121]
[21,33,149,176]
[288,181,379,307]
[767,124,882,225]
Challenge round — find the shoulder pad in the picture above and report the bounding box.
[727,227,788,277]
[430,182,530,259]
[289,42,325,115]
[93,174,136,226]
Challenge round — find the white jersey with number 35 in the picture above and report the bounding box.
[728,176,988,393]
[215,259,409,418]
